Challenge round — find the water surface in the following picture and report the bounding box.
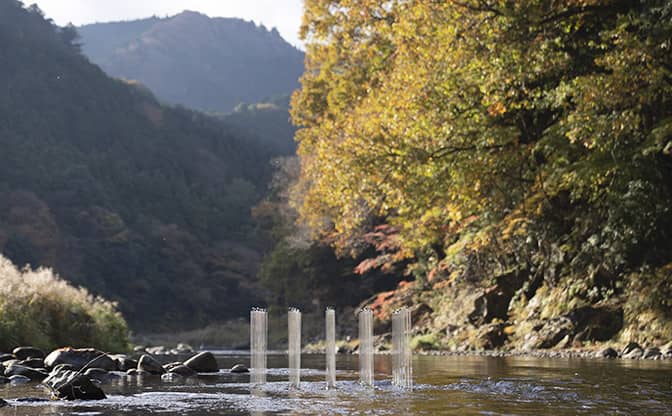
[1,352,670,415]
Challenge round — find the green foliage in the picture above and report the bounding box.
[0,254,129,352]
[254,157,403,312]
[292,0,672,295]
[411,333,440,351]
[0,1,286,330]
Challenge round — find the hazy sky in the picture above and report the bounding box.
[30,0,305,48]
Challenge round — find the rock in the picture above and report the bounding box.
[125,369,150,377]
[597,347,618,359]
[175,343,194,354]
[522,317,574,350]
[0,398,7,407]
[163,362,184,371]
[184,352,218,373]
[146,346,167,355]
[137,354,166,374]
[476,322,509,349]
[161,372,182,382]
[110,355,137,372]
[0,354,14,362]
[622,342,641,356]
[9,375,31,385]
[230,364,249,373]
[643,347,661,360]
[18,358,44,369]
[660,341,672,356]
[568,305,623,343]
[15,397,49,402]
[0,376,9,384]
[12,346,45,360]
[411,303,434,327]
[468,269,528,326]
[43,368,106,400]
[624,347,644,359]
[4,364,48,381]
[44,348,116,371]
[52,363,77,372]
[84,368,110,382]
[167,364,197,377]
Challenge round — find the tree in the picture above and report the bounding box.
[291,0,672,279]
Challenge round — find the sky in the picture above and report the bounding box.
[30,0,305,48]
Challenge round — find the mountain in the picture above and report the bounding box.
[216,96,297,155]
[0,0,278,331]
[78,11,305,113]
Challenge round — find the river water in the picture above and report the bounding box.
[1,352,670,415]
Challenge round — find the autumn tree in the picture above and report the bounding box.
[292,0,672,282]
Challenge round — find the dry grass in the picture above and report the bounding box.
[0,255,129,352]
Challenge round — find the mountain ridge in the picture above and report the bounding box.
[78,10,305,113]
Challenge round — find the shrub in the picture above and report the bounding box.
[0,255,129,352]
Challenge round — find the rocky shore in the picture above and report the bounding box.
[305,339,672,361]
[0,344,249,404]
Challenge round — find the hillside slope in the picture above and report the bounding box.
[79,11,305,113]
[0,1,275,330]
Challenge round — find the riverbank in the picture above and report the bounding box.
[303,339,672,361]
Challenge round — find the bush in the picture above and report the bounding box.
[0,255,129,352]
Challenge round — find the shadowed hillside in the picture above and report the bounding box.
[0,0,279,331]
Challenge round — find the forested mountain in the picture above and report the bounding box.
[0,0,277,330]
[78,11,305,113]
[216,96,297,155]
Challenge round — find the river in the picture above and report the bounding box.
[2,352,670,415]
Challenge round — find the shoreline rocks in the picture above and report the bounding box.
[184,352,218,373]
[137,354,166,375]
[44,348,116,371]
[43,367,106,400]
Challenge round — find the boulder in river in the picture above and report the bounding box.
[44,348,116,371]
[230,364,249,373]
[9,375,31,385]
[110,354,137,372]
[161,372,182,382]
[43,368,106,400]
[184,352,218,373]
[168,364,197,377]
[84,368,115,382]
[12,346,45,360]
[0,376,9,384]
[0,398,7,407]
[4,363,48,381]
[137,354,166,374]
[18,358,44,369]
[163,362,184,371]
[0,354,14,362]
[126,368,151,377]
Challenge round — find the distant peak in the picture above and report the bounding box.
[173,10,209,20]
